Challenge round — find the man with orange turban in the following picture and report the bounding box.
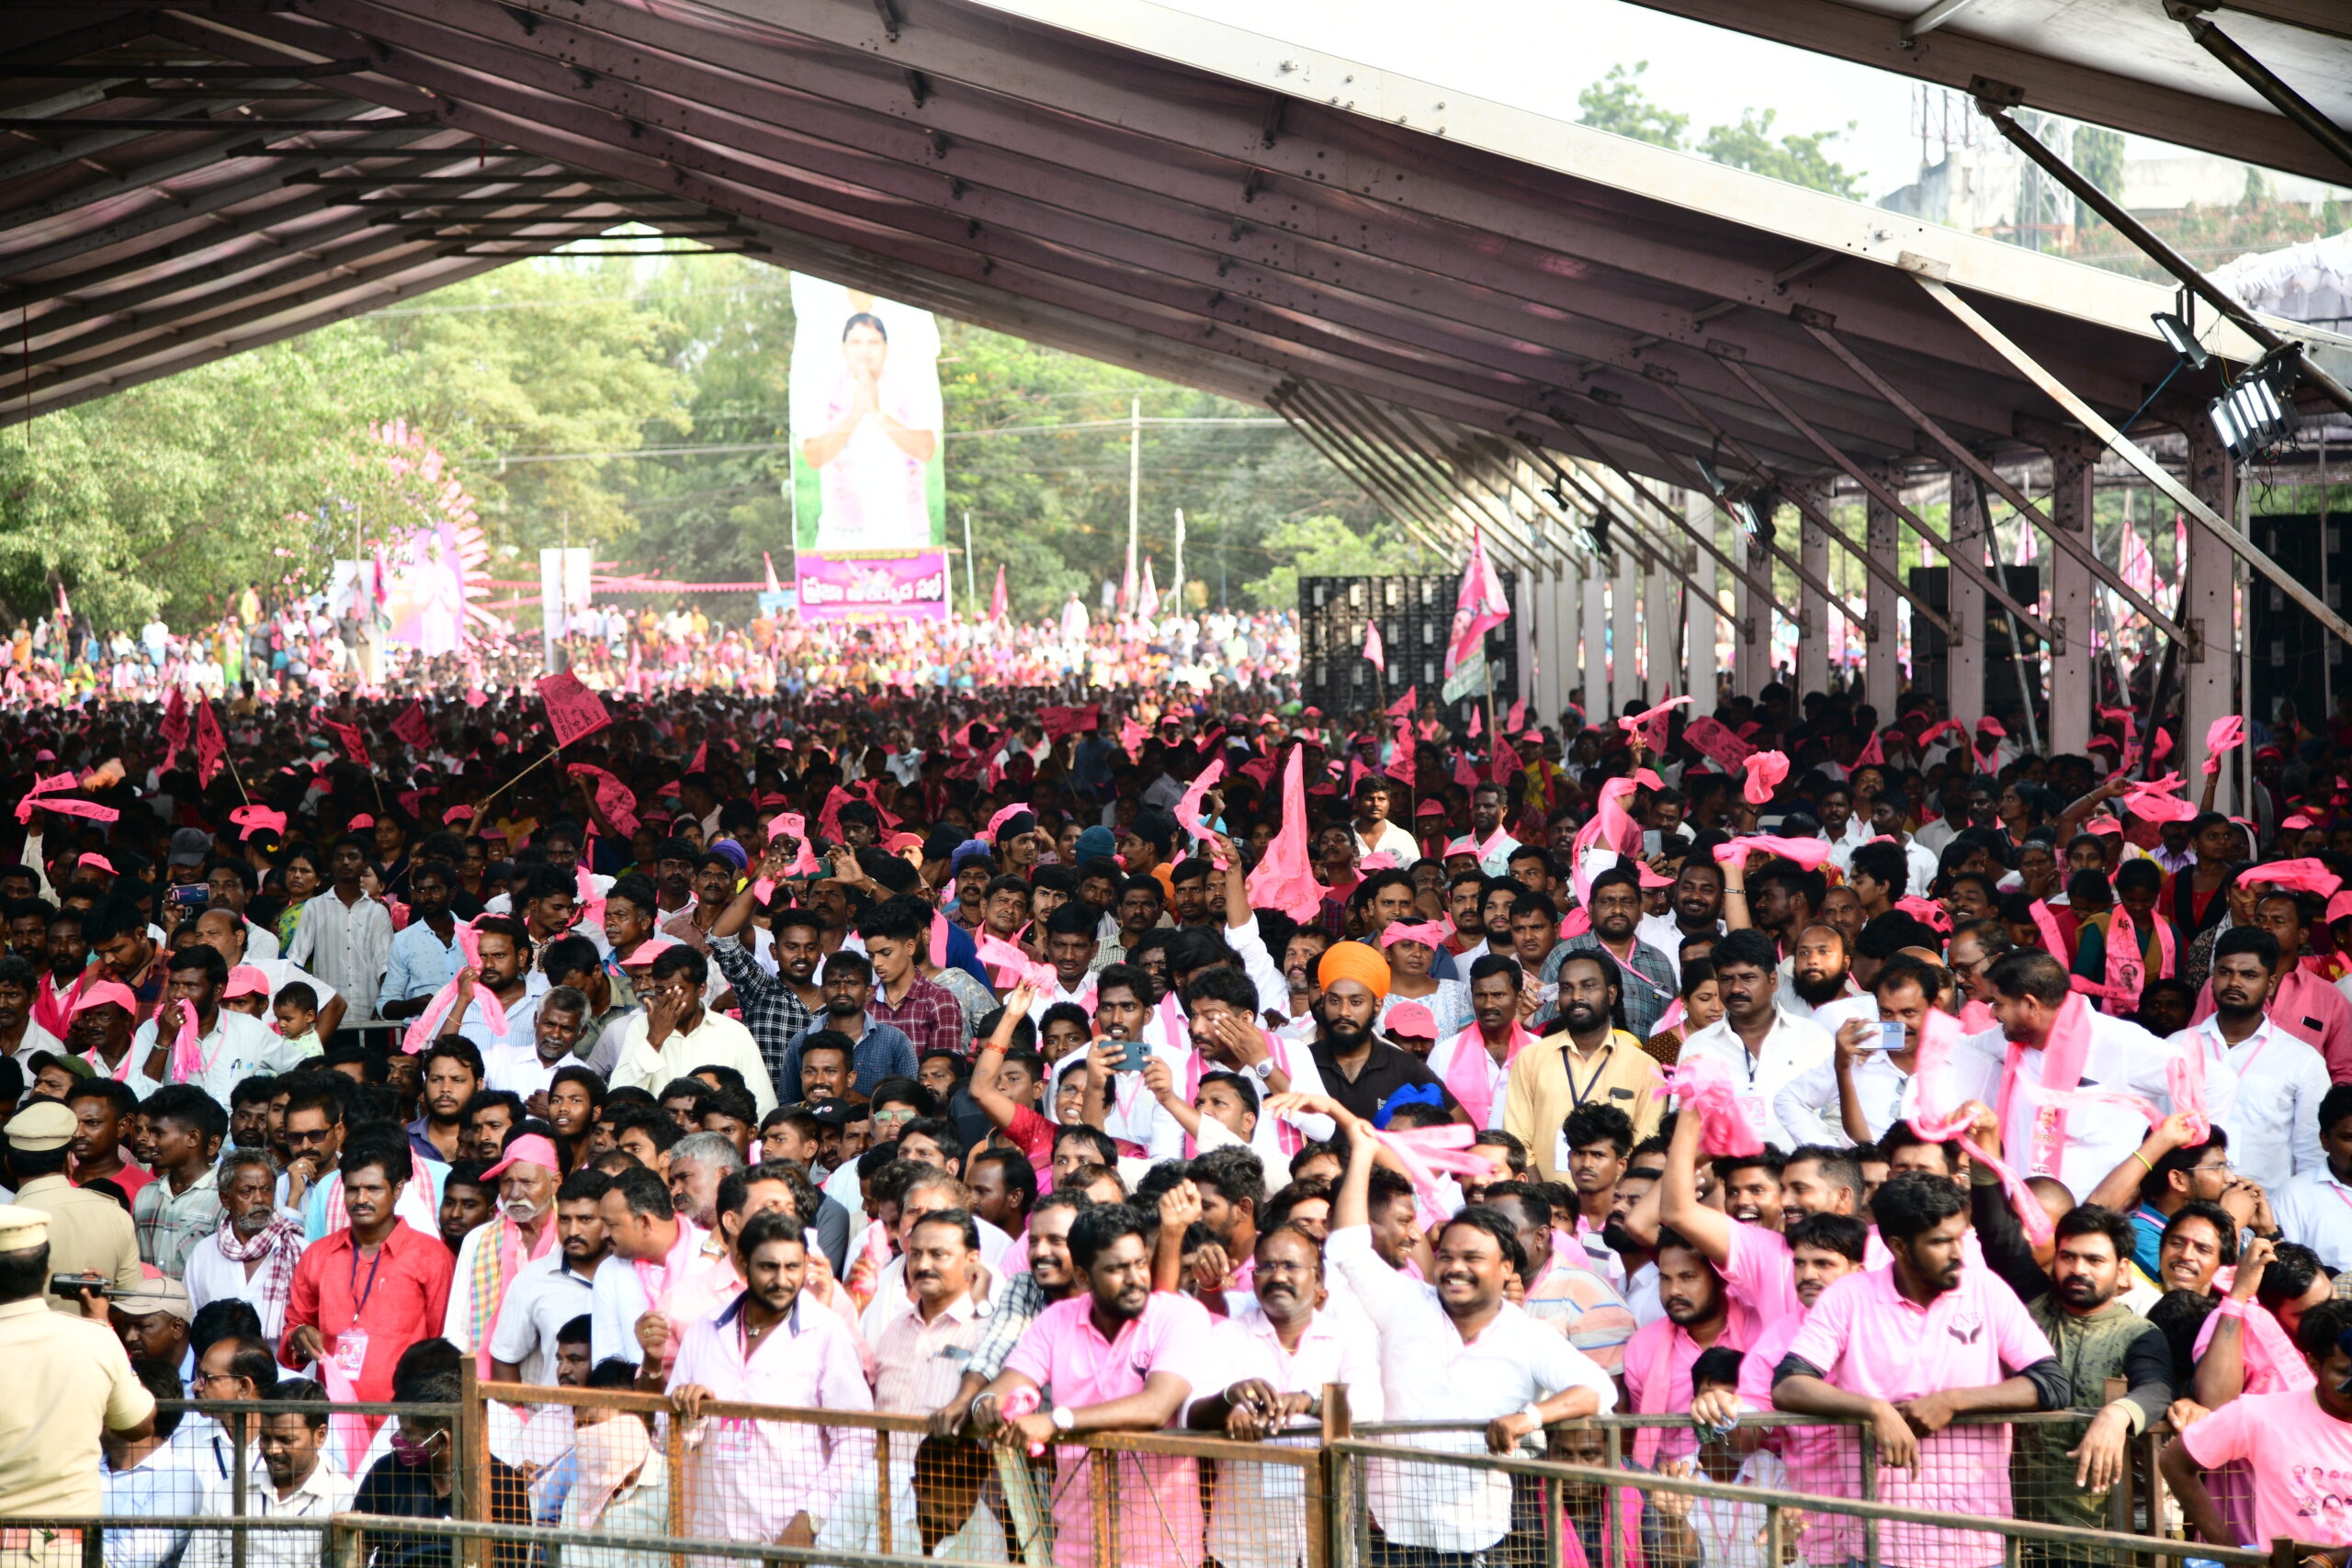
[1310,943,1458,1125]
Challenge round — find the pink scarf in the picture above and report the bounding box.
[1911,1008,2054,1247]
[1441,1019,1534,1126]
[1660,1055,1763,1157]
[2102,910,2145,1015]
[2000,991,2095,1179]
[1363,1122,1497,1228]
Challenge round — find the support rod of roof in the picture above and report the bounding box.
[1914,268,2352,654]
[1527,420,1800,627]
[1269,387,1473,566]
[1296,383,1543,576]
[1497,441,1738,638]
[1976,100,2352,423]
[1792,309,2191,644]
[1701,353,2050,644]
[2165,4,2352,182]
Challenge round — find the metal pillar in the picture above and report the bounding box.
[1645,547,1679,705]
[1732,528,1767,701]
[2047,439,2098,757]
[1611,547,1640,716]
[1546,562,1572,726]
[1581,554,1608,722]
[1798,488,1832,699]
[1865,476,1901,720]
[2182,423,2238,807]
[1687,490,1719,703]
[1949,471,1985,722]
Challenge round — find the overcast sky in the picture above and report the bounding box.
[1171,0,2201,203]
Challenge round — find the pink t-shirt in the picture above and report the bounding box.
[1624,1296,1763,1464]
[1786,1267,2056,1568]
[1736,1309,1848,1562]
[2179,1390,2352,1548]
[1727,1218,1984,1325]
[1003,1292,1217,1568]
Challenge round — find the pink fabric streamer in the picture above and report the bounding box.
[769,813,820,876]
[1894,896,1952,934]
[1568,776,1642,908]
[974,931,1056,990]
[928,911,951,971]
[230,805,287,840]
[1617,694,1690,752]
[2119,773,2197,824]
[1378,919,1450,949]
[1741,750,1790,806]
[1907,1010,2055,1247]
[2202,716,2245,776]
[1635,860,1677,889]
[1661,1056,1764,1158]
[1245,747,1330,922]
[1173,760,1227,863]
[1367,1122,1502,1230]
[166,1003,207,1086]
[2028,898,2068,958]
[1712,834,1835,872]
[2252,857,2343,897]
[401,921,506,1054]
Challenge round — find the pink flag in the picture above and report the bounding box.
[763,551,782,595]
[988,565,1008,623]
[2202,716,2245,776]
[1504,696,1526,735]
[1682,715,1755,769]
[1385,716,1416,789]
[1466,706,1483,739]
[1363,619,1385,675]
[195,702,227,787]
[1245,747,1330,921]
[1174,760,1227,860]
[321,718,369,767]
[390,701,431,750]
[1138,558,1160,619]
[1385,685,1417,719]
[567,764,639,837]
[536,671,612,747]
[1617,694,1690,753]
[1855,730,1884,767]
[1444,526,1510,678]
[687,741,707,774]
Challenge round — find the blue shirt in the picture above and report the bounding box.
[777,1019,917,1099]
[383,918,463,1006]
[2130,1202,2168,1279]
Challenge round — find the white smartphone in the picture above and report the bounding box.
[1878,1021,1905,1054]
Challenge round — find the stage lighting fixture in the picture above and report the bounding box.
[2207,349,2301,464]
[2152,310,2208,368]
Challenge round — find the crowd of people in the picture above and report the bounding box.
[5,591,1302,708]
[3,670,2352,1568]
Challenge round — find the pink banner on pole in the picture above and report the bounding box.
[796,550,951,621]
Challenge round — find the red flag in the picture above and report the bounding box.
[160,688,189,750]
[989,566,1008,623]
[321,718,369,767]
[195,702,227,787]
[537,671,612,747]
[390,701,431,750]
[1363,620,1385,675]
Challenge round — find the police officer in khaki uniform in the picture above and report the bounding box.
[6,1100,141,1311]
[0,1203,156,1529]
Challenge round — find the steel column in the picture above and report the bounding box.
[1799,489,1831,698]
[1949,472,1986,723]
[1865,478,1901,719]
[2182,425,2238,807]
[1612,547,1640,716]
[1646,547,1679,706]
[1582,558,1609,722]
[2047,438,2098,757]
[1689,490,1723,703]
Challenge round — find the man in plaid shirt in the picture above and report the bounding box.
[706,869,818,1090]
[861,900,965,1059]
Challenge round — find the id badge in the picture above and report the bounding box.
[331,1327,369,1378]
[2028,1105,2064,1179]
[1735,1093,1769,1138]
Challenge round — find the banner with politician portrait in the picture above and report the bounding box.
[787,275,950,620]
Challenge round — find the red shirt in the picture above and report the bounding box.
[285,1218,454,1404]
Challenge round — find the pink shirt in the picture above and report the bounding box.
[1736,1309,1847,1561]
[2179,1390,2352,1548]
[1727,1220,1984,1325]
[1785,1266,2056,1568]
[1002,1292,1217,1568]
[1623,1295,1762,1464]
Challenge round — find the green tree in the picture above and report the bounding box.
[1241,514,1429,611]
[1698,108,1861,197]
[1577,62,1689,150]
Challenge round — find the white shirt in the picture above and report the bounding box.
[487,1248,602,1387]
[1634,915,1718,984]
[184,1458,355,1568]
[1773,1043,1919,1148]
[286,891,392,1022]
[1351,819,1420,865]
[241,957,339,1013]
[1,1017,64,1069]
[241,919,280,964]
[1945,1014,2187,1201]
[483,1039,571,1101]
[1204,1302,1387,1568]
[131,1008,296,1103]
[1675,1009,1837,1151]
[181,1214,303,1340]
[2167,1016,2331,1193]
[608,1009,778,1114]
[1325,1224,1614,1552]
[2275,1169,2352,1269]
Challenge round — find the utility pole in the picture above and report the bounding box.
[1172,507,1186,612]
[1125,396,1140,609]
[962,510,976,608]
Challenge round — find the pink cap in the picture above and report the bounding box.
[1385,1000,1438,1039]
[349,814,376,830]
[223,965,271,1000]
[1442,836,1476,856]
[69,979,137,1017]
[2328,891,2352,926]
[1415,800,1446,817]
[481,1132,562,1182]
[618,935,681,968]
[77,853,116,875]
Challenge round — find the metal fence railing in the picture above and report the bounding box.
[36,1377,2327,1568]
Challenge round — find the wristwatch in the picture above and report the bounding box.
[1248,1059,1274,1081]
[1051,1405,1077,1432]
[1520,1402,1546,1428]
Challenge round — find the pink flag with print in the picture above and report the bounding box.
[195,701,227,787]
[1444,526,1510,677]
[1682,715,1756,769]
[567,764,639,837]
[390,701,431,750]
[1363,619,1385,675]
[537,671,612,747]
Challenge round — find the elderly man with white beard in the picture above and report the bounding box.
[443,1131,562,1374]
